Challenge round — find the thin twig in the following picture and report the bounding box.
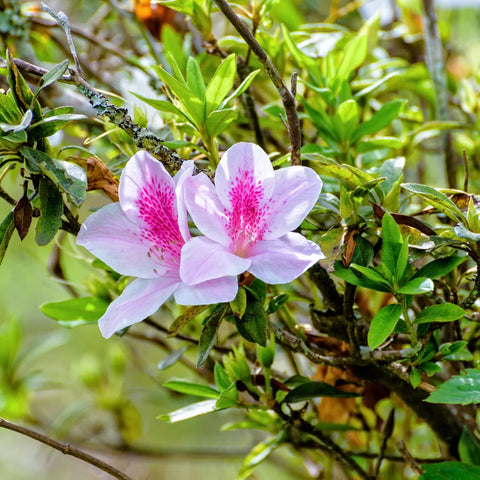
[213,0,302,165]
[463,148,470,192]
[0,417,133,480]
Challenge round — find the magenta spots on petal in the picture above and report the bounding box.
[136,178,184,271]
[225,169,273,256]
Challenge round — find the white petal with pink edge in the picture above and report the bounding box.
[215,142,275,210]
[77,203,160,278]
[174,276,239,305]
[262,166,322,240]
[99,277,179,338]
[247,232,324,284]
[183,173,230,246]
[180,236,251,286]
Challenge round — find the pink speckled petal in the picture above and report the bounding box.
[263,166,322,240]
[99,277,179,338]
[215,143,275,210]
[180,236,250,286]
[183,173,230,246]
[247,233,324,284]
[174,160,195,242]
[174,276,238,305]
[77,203,160,278]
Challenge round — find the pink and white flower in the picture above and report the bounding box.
[77,151,238,338]
[180,142,324,287]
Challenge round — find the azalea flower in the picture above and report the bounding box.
[180,142,324,287]
[77,151,238,338]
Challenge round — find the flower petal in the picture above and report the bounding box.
[119,150,175,224]
[174,160,195,242]
[215,142,275,210]
[248,232,324,284]
[77,203,159,278]
[174,276,238,305]
[263,166,322,239]
[180,237,250,285]
[99,277,178,338]
[183,173,230,246]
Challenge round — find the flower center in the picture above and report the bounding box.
[136,179,184,273]
[225,169,271,257]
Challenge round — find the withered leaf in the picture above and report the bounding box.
[73,156,119,201]
[13,194,33,241]
[372,203,436,236]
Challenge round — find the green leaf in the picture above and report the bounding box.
[402,183,465,224]
[454,224,480,243]
[158,399,219,423]
[335,35,367,84]
[186,56,206,99]
[414,256,467,279]
[237,433,285,480]
[214,363,231,391]
[332,99,359,142]
[427,369,480,405]
[368,303,402,350]
[205,108,238,137]
[220,69,260,108]
[205,54,236,114]
[266,294,289,314]
[197,310,222,367]
[415,303,465,324]
[216,383,238,409]
[132,93,192,123]
[35,177,63,246]
[40,297,109,327]
[163,380,219,399]
[0,109,33,133]
[410,368,422,388]
[236,300,268,346]
[356,137,403,152]
[20,147,87,206]
[420,462,480,479]
[230,287,247,317]
[283,381,361,404]
[154,65,204,126]
[459,428,480,466]
[0,211,15,267]
[333,262,392,293]
[350,264,391,288]
[168,305,209,336]
[31,59,70,105]
[27,114,86,139]
[245,278,267,304]
[351,100,403,143]
[397,277,434,295]
[381,212,403,276]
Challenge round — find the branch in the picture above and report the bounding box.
[0,417,133,480]
[213,0,302,165]
[308,263,343,313]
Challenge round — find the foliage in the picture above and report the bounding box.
[1,0,480,479]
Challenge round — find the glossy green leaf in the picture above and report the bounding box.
[197,310,223,367]
[427,369,480,405]
[27,114,86,139]
[333,262,392,292]
[216,383,238,409]
[163,380,219,399]
[351,100,403,143]
[205,108,238,137]
[397,277,433,295]
[283,381,361,404]
[402,183,465,223]
[214,363,231,391]
[236,300,268,346]
[205,54,236,114]
[419,462,480,479]
[413,256,467,279]
[186,56,206,99]
[35,177,63,246]
[132,93,192,123]
[266,294,289,314]
[40,296,109,326]
[230,287,247,317]
[332,99,359,142]
[157,346,189,371]
[158,399,219,423]
[381,212,403,276]
[168,305,209,336]
[350,264,391,288]
[454,224,480,243]
[31,59,70,105]
[0,211,15,267]
[220,69,260,108]
[335,35,367,83]
[368,303,402,350]
[410,368,422,388]
[415,303,465,324]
